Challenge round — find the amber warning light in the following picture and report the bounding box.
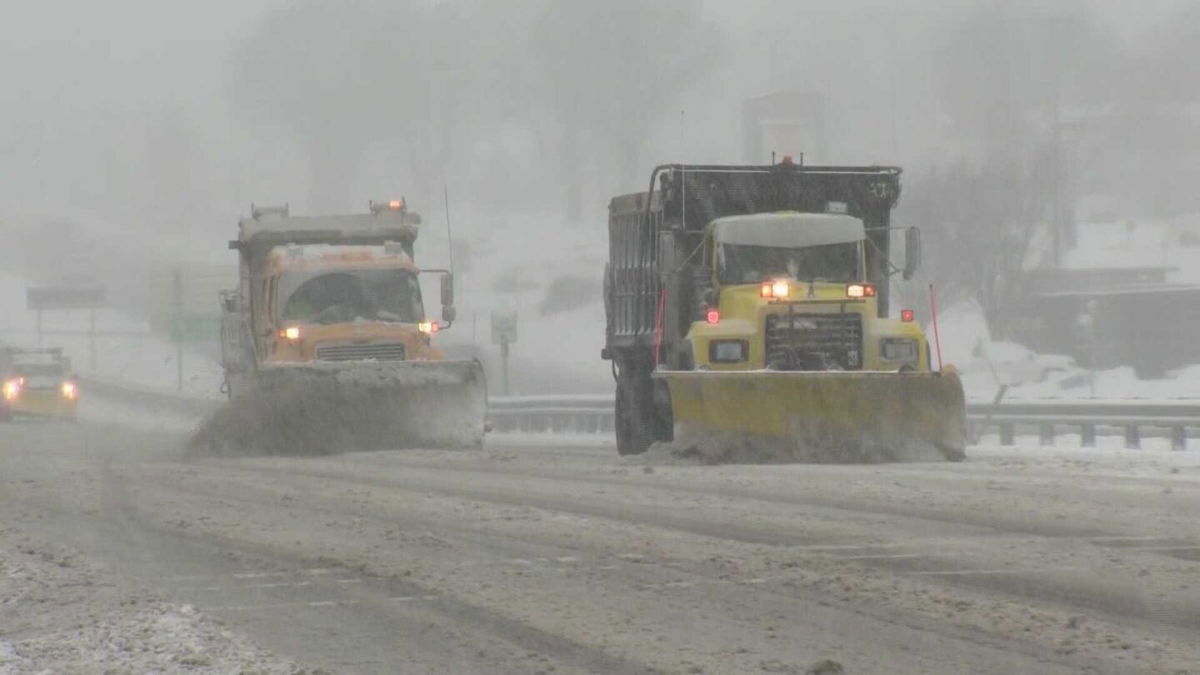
[761,280,790,299]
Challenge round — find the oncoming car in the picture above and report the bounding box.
[0,347,79,421]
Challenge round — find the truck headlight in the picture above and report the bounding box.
[709,340,748,363]
[880,338,918,362]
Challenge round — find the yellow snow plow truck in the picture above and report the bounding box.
[602,161,965,462]
[0,347,78,422]
[192,201,485,455]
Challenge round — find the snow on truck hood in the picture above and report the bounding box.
[712,212,865,248]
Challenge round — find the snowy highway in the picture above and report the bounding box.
[2,421,1199,673]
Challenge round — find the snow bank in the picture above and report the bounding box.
[1062,213,1200,284]
[934,300,1200,401]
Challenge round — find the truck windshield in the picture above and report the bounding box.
[11,363,67,377]
[718,241,861,284]
[276,269,423,324]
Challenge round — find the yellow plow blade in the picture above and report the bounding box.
[658,370,966,463]
[191,360,487,456]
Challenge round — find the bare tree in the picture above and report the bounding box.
[907,5,1123,333]
[902,157,1051,335]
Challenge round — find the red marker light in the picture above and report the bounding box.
[900,309,915,322]
[705,309,720,324]
[847,283,877,298]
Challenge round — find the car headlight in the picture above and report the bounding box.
[880,338,918,362]
[709,339,748,363]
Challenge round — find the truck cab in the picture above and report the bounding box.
[221,200,457,396]
[688,211,929,372]
[262,243,442,365]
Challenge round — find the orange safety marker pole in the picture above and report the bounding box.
[653,288,667,368]
[928,283,944,371]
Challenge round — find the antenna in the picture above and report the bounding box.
[679,109,685,158]
[443,184,455,273]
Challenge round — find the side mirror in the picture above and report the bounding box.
[903,227,921,280]
[442,305,457,323]
[440,273,454,307]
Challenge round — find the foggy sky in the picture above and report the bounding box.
[0,0,1194,246]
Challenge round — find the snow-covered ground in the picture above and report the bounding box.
[934,300,1200,402]
[1061,211,1200,284]
[422,210,613,395]
[0,525,302,674]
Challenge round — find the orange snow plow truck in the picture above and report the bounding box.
[191,201,485,455]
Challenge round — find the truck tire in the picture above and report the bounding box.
[615,364,659,456]
[614,383,635,454]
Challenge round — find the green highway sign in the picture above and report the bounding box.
[170,314,219,343]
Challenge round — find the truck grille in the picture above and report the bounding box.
[315,342,406,362]
[765,312,862,371]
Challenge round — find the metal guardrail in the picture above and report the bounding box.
[966,400,1200,450]
[488,395,1200,450]
[488,395,616,435]
[77,378,1200,451]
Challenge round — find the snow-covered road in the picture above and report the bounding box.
[2,422,1197,673]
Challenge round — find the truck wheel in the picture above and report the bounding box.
[615,384,634,454]
[615,373,656,456]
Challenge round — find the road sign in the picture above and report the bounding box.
[26,286,105,311]
[170,313,220,343]
[491,311,518,345]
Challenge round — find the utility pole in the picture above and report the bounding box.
[500,336,510,396]
[88,308,96,370]
[491,310,518,397]
[173,269,183,392]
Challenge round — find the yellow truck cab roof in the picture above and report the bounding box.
[711,212,865,248]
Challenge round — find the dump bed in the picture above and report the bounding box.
[606,164,901,350]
